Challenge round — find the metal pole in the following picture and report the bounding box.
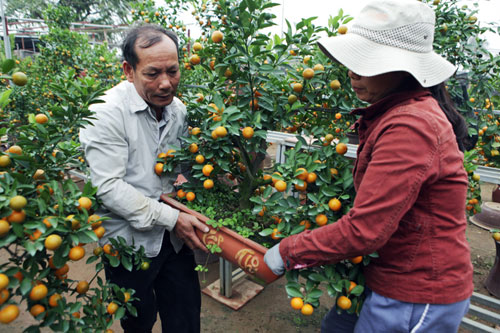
[1,0,12,58]
[219,258,232,298]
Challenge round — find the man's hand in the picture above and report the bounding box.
[174,212,209,252]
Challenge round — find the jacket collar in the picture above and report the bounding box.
[351,89,431,131]
[124,81,150,113]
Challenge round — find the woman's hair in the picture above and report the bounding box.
[428,83,475,152]
[121,25,179,69]
[400,75,473,152]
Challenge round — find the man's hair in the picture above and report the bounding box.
[121,24,179,69]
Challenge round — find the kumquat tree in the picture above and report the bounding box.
[0,7,150,332]
[0,61,151,331]
[140,0,370,317]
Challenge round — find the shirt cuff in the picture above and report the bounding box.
[155,202,179,231]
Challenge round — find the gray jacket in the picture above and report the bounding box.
[80,81,187,257]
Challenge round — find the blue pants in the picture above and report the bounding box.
[321,289,470,333]
[104,232,201,333]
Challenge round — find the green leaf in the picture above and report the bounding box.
[324,265,335,279]
[86,256,99,264]
[286,281,302,290]
[332,281,343,292]
[2,59,15,73]
[249,196,264,204]
[20,277,33,295]
[269,191,284,201]
[53,252,67,268]
[227,112,243,122]
[70,234,79,246]
[290,101,303,111]
[259,228,274,236]
[24,241,37,256]
[115,306,126,321]
[296,136,308,147]
[350,285,364,296]
[76,230,98,243]
[82,181,97,196]
[121,255,132,272]
[0,89,12,108]
[213,94,225,110]
[285,285,303,298]
[321,187,338,197]
[327,284,338,298]
[62,319,69,331]
[259,64,275,72]
[343,177,354,190]
[307,193,319,204]
[290,225,305,235]
[107,254,120,267]
[344,17,354,24]
[348,265,360,280]
[307,273,327,282]
[116,236,127,245]
[308,288,323,298]
[0,234,16,247]
[69,302,81,313]
[11,222,25,238]
[127,303,138,317]
[285,269,299,282]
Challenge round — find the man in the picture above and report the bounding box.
[80,25,208,332]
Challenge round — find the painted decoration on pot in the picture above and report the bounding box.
[203,230,224,247]
[235,249,260,274]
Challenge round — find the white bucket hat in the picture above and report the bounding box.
[318,0,457,87]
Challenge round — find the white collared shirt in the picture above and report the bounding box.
[80,81,187,257]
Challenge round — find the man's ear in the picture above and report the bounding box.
[122,61,135,82]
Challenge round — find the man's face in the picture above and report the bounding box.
[123,35,180,112]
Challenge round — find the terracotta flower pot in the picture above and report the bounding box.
[470,202,500,230]
[160,194,281,284]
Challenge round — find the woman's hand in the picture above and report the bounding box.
[264,243,285,275]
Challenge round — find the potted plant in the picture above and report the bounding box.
[161,192,280,283]
[138,0,370,316]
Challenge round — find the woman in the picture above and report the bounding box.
[264,0,474,331]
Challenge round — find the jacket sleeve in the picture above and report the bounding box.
[279,112,440,270]
[79,104,179,232]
